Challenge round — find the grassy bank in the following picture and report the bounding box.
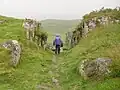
[57,24,120,90]
[0,16,53,90]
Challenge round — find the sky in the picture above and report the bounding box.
[0,0,119,20]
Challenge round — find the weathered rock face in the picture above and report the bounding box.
[1,40,21,67]
[78,58,112,79]
[83,23,89,38]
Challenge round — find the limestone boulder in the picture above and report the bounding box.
[1,40,22,67]
[78,58,112,79]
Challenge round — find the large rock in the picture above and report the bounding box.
[1,40,21,67]
[78,58,112,79]
[83,23,89,38]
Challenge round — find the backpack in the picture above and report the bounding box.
[53,36,63,47]
[55,38,61,45]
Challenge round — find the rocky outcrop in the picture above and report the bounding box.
[1,40,21,67]
[78,58,112,79]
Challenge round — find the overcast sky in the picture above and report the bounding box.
[0,0,119,20]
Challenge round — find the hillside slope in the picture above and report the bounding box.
[41,19,80,34]
[0,16,53,90]
[57,24,120,90]
[1,15,120,90]
[41,19,80,43]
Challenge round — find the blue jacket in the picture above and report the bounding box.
[53,36,63,46]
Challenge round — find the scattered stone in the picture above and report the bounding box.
[78,58,112,79]
[36,85,51,90]
[52,77,59,86]
[46,44,53,50]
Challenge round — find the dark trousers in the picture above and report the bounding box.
[55,45,60,54]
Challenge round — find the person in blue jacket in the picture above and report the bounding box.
[53,34,63,54]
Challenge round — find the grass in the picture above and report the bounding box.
[0,16,53,90]
[56,24,120,90]
[0,15,120,90]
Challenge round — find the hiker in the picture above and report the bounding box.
[53,34,63,54]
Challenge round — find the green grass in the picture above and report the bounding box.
[0,16,53,90]
[0,15,120,90]
[57,24,120,90]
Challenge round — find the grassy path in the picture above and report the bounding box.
[50,55,61,90]
[36,54,62,90]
